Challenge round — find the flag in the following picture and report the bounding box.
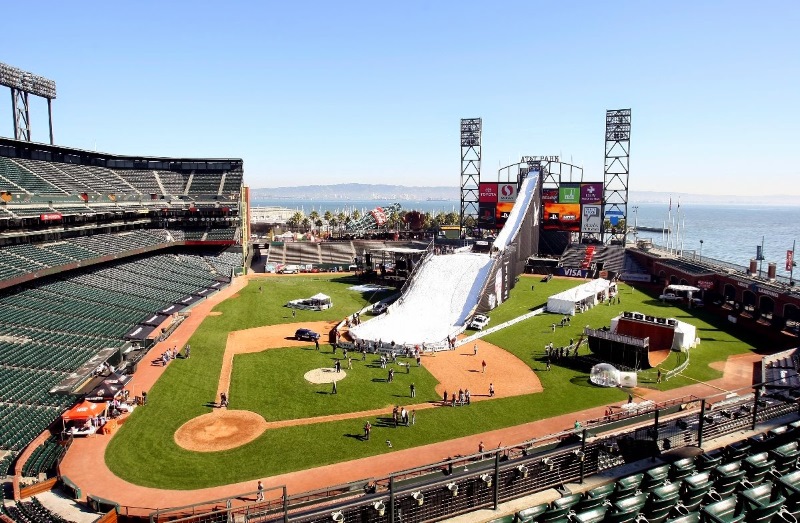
[788,250,796,271]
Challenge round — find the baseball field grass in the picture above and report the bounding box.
[105,274,759,489]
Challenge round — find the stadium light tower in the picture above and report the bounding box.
[0,62,57,144]
[602,109,631,245]
[460,118,482,236]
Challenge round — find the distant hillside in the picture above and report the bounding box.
[251,184,800,206]
[250,183,458,201]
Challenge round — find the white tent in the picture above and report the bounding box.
[287,293,332,311]
[546,279,616,315]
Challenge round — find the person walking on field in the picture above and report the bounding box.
[473,343,478,356]
[481,360,487,374]
[256,481,264,502]
[410,383,416,398]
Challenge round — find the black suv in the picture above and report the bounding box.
[295,328,320,341]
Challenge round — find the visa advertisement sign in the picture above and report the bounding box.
[580,183,603,204]
[581,205,602,233]
[559,184,580,204]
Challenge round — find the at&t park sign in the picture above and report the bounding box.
[521,155,560,163]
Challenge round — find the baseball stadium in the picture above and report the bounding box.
[2,61,800,523]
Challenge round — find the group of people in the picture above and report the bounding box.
[158,344,190,366]
[391,405,415,427]
[443,388,473,407]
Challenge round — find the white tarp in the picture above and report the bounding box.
[546,279,613,315]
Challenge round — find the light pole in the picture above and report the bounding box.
[699,239,704,261]
[632,206,639,244]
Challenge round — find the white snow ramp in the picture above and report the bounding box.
[350,253,493,346]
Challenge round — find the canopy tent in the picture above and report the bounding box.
[287,292,333,311]
[546,279,616,315]
[62,400,106,422]
[86,372,133,402]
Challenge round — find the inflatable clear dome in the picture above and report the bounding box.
[590,363,621,387]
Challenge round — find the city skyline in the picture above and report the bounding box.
[1,1,798,196]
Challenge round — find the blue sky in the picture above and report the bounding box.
[1,1,798,195]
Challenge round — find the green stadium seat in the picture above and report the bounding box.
[666,513,701,523]
[515,503,549,523]
[726,442,751,462]
[770,442,800,475]
[551,493,582,511]
[571,506,608,523]
[680,471,715,512]
[713,462,747,498]
[642,483,682,523]
[642,464,672,490]
[744,452,777,486]
[613,473,645,502]
[670,457,697,482]
[741,481,786,523]
[702,497,747,523]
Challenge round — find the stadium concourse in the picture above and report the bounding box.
[349,172,539,347]
[54,287,761,513]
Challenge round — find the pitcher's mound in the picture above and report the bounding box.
[175,410,267,452]
[304,368,346,384]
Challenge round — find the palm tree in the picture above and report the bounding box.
[324,211,333,235]
[352,209,361,222]
[309,211,319,233]
[287,211,304,230]
[301,217,311,232]
[337,212,346,232]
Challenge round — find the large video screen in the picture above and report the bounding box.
[543,202,581,231]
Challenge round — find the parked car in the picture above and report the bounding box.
[295,328,320,341]
[469,314,490,330]
[659,293,681,301]
[371,302,388,315]
[279,265,300,274]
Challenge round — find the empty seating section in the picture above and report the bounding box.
[184,229,207,240]
[221,169,244,194]
[512,421,800,523]
[57,162,135,194]
[123,170,161,194]
[186,172,223,194]
[321,241,356,265]
[285,242,321,265]
[21,435,65,478]
[206,228,239,241]
[5,497,74,523]
[157,170,188,195]
[0,157,64,194]
[14,158,96,195]
[5,206,55,218]
[0,249,233,452]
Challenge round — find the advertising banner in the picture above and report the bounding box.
[581,204,602,233]
[542,188,559,202]
[370,207,387,226]
[697,280,714,290]
[559,183,581,204]
[556,267,592,278]
[605,208,624,226]
[40,213,62,222]
[580,183,603,204]
[498,183,517,202]
[479,183,498,203]
[495,202,514,229]
[787,250,795,271]
[478,204,496,228]
[543,202,581,231]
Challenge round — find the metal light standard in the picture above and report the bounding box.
[699,239,704,261]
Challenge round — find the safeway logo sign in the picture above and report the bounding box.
[498,183,517,202]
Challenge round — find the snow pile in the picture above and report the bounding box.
[350,252,494,345]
